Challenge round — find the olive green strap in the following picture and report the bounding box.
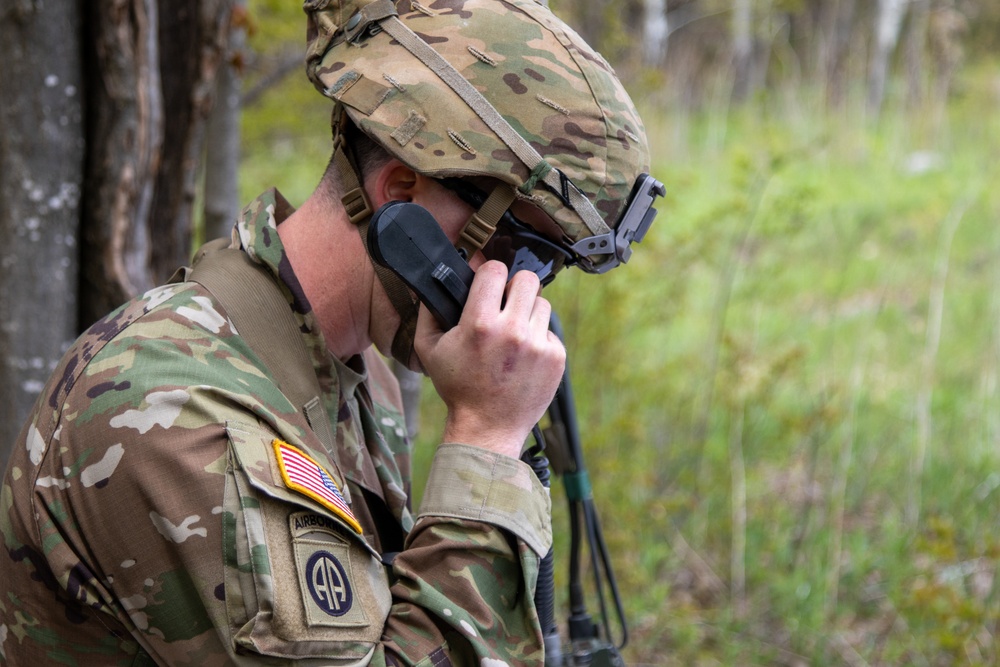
[184,243,337,452]
[454,183,517,260]
[332,112,420,365]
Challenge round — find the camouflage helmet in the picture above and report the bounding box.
[303,0,662,274]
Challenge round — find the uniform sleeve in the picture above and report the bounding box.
[377,444,552,667]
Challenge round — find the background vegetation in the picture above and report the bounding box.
[237,2,1000,664]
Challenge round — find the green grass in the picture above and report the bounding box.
[241,63,1000,664]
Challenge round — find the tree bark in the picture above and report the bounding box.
[204,0,246,242]
[0,0,230,468]
[79,0,165,327]
[152,0,229,279]
[79,0,231,327]
[0,0,85,470]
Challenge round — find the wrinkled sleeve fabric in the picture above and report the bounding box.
[378,444,552,667]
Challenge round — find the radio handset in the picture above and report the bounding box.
[368,201,474,330]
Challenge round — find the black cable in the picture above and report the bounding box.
[583,499,612,643]
[524,427,563,666]
[589,499,629,649]
[548,312,630,658]
[568,500,586,616]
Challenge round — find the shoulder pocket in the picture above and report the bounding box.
[223,421,391,661]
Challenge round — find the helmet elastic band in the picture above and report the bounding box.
[441,178,574,286]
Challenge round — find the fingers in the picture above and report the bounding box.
[470,266,554,346]
[504,271,558,349]
[502,269,541,320]
[529,292,553,340]
[458,260,507,327]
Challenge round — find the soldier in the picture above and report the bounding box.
[0,0,657,664]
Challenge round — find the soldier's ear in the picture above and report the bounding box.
[370,159,418,207]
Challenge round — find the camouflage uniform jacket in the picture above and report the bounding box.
[0,190,552,666]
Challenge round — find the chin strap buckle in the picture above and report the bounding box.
[332,107,374,226]
[454,183,516,260]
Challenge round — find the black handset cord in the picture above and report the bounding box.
[546,313,628,666]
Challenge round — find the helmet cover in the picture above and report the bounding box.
[304,0,651,267]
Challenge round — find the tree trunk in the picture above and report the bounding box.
[929,5,967,107]
[641,0,668,67]
[79,0,164,327]
[0,0,85,470]
[0,0,230,467]
[869,0,909,115]
[152,0,230,278]
[575,0,608,53]
[731,0,754,102]
[79,0,231,327]
[821,0,859,107]
[905,0,931,106]
[204,0,246,242]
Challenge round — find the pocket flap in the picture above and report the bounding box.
[223,421,392,657]
[226,421,375,557]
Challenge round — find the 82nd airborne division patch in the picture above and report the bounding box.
[290,510,371,628]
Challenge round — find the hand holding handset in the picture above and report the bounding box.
[368,199,562,450]
[368,201,473,330]
[370,201,631,666]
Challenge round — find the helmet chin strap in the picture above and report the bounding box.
[332,108,420,368]
[453,182,517,261]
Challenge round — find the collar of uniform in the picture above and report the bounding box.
[235,188,337,399]
[235,188,298,289]
[333,354,367,399]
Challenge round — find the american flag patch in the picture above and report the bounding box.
[272,440,362,534]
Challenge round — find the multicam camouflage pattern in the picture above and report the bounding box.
[304,0,651,258]
[0,189,552,665]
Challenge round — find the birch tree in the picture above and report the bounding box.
[0,0,84,470]
[869,0,910,114]
[642,0,669,67]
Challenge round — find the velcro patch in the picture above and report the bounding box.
[294,538,369,627]
[273,440,362,534]
[290,511,351,541]
[391,110,426,147]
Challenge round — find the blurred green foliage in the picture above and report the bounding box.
[240,1,1000,663]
